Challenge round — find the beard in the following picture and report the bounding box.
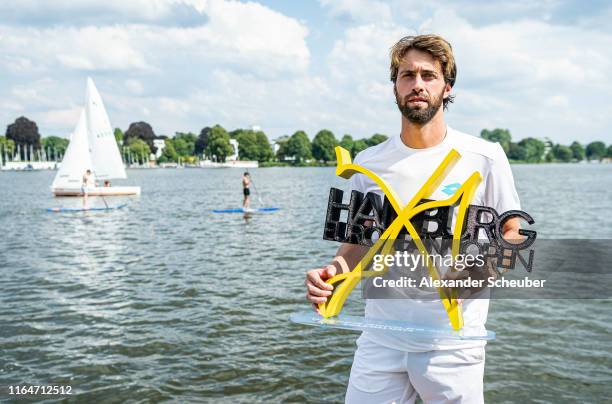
[396,86,445,125]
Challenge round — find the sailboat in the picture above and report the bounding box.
[52,78,141,196]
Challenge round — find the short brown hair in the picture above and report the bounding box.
[390,34,456,109]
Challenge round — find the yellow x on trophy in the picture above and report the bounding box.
[318,146,482,331]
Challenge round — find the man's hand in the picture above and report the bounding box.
[304,244,367,314]
[305,265,337,313]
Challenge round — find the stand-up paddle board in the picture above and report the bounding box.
[46,204,128,212]
[212,207,280,213]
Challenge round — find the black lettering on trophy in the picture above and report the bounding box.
[323,188,537,273]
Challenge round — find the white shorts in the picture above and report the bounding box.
[346,337,485,404]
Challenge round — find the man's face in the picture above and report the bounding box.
[394,49,451,125]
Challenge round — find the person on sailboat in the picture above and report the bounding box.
[82,169,95,208]
[51,78,140,197]
[242,172,251,208]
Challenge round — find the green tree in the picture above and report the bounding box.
[585,141,606,161]
[339,134,354,153]
[551,144,572,162]
[235,129,274,162]
[159,138,178,163]
[607,145,612,158]
[569,141,585,161]
[127,138,151,164]
[517,137,545,163]
[286,131,312,164]
[312,129,337,162]
[173,132,196,157]
[195,127,211,157]
[206,125,233,162]
[114,128,124,147]
[228,129,242,139]
[545,150,554,163]
[366,133,388,147]
[480,128,512,153]
[235,130,259,160]
[275,135,290,161]
[41,136,69,157]
[352,139,369,156]
[507,142,527,161]
[0,136,15,152]
[255,131,274,162]
[0,136,15,164]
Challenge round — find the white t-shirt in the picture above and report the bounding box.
[349,126,521,352]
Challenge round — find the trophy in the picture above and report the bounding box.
[291,146,537,340]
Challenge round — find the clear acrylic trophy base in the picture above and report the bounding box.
[290,311,496,340]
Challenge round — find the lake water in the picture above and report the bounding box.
[1,164,611,402]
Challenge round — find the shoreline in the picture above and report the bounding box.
[0,160,610,171]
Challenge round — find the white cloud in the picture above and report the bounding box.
[114,69,334,137]
[322,7,612,143]
[125,79,144,95]
[1,25,149,72]
[169,0,310,75]
[0,0,311,136]
[40,107,82,130]
[11,79,61,107]
[158,97,192,116]
[423,9,612,142]
[0,0,610,145]
[0,0,309,76]
[0,100,24,112]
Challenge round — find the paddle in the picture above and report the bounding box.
[246,170,264,206]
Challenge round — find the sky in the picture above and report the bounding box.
[1,0,611,144]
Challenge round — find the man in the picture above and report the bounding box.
[81,169,95,208]
[242,172,251,209]
[305,34,522,403]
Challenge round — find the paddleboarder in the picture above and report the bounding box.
[81,169,95,208]
[305,34,524,403]
[242,172,251,209]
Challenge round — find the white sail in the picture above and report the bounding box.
[85,77,126,180]
[51,109,94,189]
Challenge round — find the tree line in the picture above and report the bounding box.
[114,122,391,165]
[0,116,389,165]
[480,128,612,163]
[2,116,612,166]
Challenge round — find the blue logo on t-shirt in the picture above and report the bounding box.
[441,182,461,195]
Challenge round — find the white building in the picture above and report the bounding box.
[197,136,258,168]
[229,138,239,161]
[153,139,166,158]
[272,141,281,155]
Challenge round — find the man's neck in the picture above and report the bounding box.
[399,113,447,149]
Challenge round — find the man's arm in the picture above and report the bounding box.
[305,243,369,311]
